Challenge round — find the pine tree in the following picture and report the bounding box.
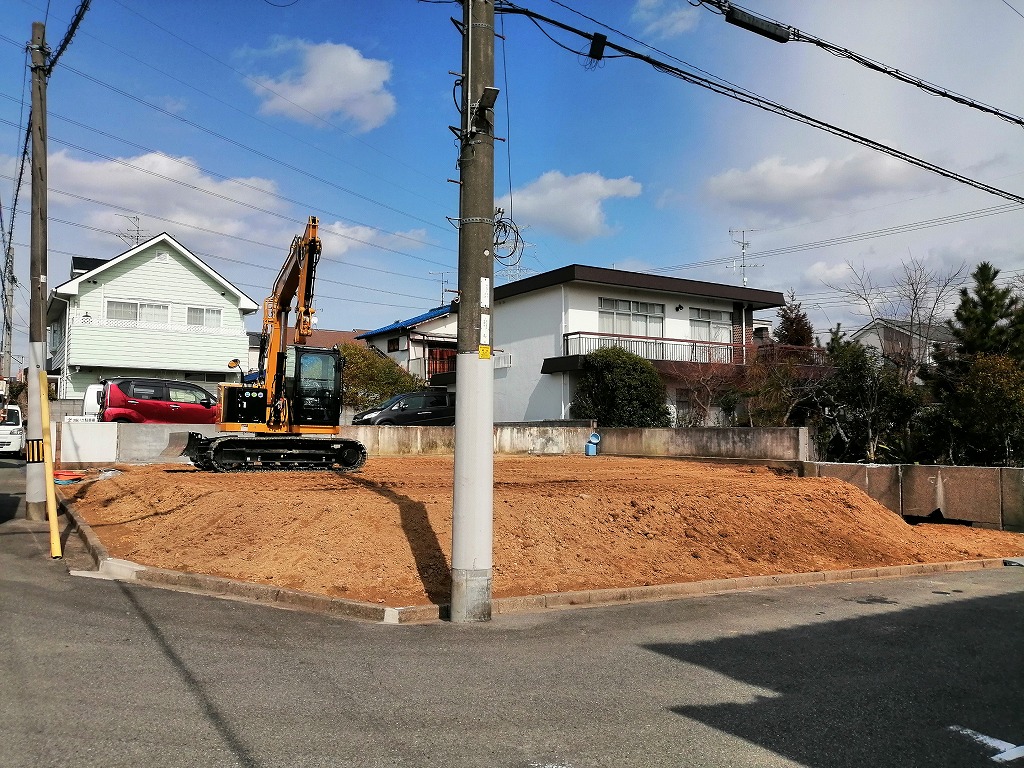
[773,290,815,347]
[947,262,1024,359]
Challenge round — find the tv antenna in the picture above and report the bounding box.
[428,271,453,305]
[729,228,763,287]
[116,215,149,247]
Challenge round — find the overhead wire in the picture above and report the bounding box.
[0,183,451,289]
[0,97,456,256]
[695,0,1024,130]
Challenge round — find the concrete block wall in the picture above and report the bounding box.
[597,427,812,462]
[807,462,1018,531]
[55,422,811,467]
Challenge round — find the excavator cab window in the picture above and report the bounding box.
[285,345,342,426]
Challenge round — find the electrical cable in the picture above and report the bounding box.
[0,188,453,288]
[696,0,1024,130]
[496,2,1024,210]
[60,64,453,233]
[0,97,456,256]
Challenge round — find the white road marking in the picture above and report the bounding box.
[950,726,1024,762]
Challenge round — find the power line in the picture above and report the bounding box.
[696,0,1024,130]
[59,64,453,233]
[0,97,457,256]
[496,2,1024,209]
[0,189,450,291]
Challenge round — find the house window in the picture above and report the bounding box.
[106,300,169,324]
[387,337,400,353]
[689,308,732,343]
[187,307,221,328]
[598,297,665,337]
[48,321,63,352]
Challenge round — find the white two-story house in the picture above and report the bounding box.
[46,233,259,399]
[357,264,788,424]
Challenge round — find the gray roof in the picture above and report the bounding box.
[495,264,785,310]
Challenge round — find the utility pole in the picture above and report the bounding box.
[26,21,48,521]
[451,0,496,622]
[2,245,13,379]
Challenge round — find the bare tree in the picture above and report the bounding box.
[826,256,965,382]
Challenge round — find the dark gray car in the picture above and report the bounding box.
[351,390,455,426]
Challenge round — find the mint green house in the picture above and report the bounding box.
[46,232,259,399]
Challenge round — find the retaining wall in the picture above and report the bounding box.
[805,462,1023,532]
[54,422,811,467]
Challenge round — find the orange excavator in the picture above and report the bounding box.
[182,216,367,472]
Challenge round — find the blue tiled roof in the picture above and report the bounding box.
[355,305,453,339]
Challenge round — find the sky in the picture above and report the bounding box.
[3,0,1024,364]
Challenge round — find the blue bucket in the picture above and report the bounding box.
[585,443,598,457]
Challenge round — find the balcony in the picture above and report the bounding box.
[552,331,828,369]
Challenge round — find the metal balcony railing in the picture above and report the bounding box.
[563,331,828,366]
[565,331,737,363]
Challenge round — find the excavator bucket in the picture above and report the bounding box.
[169,431,210,464]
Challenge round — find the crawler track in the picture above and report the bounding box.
[183,432,367,473]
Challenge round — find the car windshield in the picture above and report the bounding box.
[1,409,20,426]
[370,394,408,411]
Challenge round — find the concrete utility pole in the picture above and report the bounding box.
[2,245,13,379]
[26,21,48,521]
[451,0,496,622]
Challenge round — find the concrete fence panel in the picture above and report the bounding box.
[813,463,901,516]
[1001,468,1024,533]
[598,427,810,461]
[901,465,1002,528]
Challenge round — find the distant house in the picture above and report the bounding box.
[357,264,790,425]
[356,305,457,381]
[850,317,955,370]
[46,233,259,399]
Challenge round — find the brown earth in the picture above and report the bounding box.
[62,456,1024,607]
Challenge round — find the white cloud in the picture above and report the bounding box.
[631,0,700,38]
[319,220,429,258]
[248,39,395,132]
[705,153,940,221]
[501,171,642,242]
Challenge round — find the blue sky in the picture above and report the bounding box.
[3,0,1024,361]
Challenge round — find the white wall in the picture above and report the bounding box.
[492,282,744,422]
[493,285,567,422]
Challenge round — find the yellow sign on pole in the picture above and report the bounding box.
[478,345,491,359]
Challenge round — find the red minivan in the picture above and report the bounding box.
[99,378,220,424]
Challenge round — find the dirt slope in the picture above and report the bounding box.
[63,456,1024,606]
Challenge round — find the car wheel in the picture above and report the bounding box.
[376,419,395,426]
[112,418,133,424]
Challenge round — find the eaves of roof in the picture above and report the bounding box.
[355,305,455,339]
[494,264,785,310]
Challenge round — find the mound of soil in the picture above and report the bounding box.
[62,456,1024,606]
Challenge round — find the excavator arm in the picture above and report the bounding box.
[258,216,321,423]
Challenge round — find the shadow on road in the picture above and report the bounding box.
[117,583,264,768]
[647,591,1024,767]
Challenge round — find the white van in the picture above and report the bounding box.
[82,383,103,419]
[0,404,25,457]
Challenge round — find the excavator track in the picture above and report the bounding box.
[183,432,367,473]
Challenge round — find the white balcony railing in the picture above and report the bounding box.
[564,331,735,363]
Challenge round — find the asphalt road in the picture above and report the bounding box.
[1,460,1023,768]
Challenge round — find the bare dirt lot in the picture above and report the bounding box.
[62,456,1024,607]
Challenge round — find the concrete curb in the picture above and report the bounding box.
[59,496,1014,625]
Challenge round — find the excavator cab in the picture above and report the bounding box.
[284,345,343,427]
